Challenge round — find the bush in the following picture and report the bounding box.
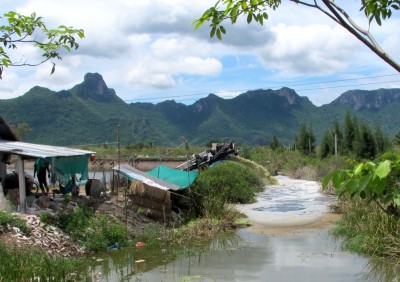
[191,161,264,217]
[58,204,128,251]
[83,215,129,251]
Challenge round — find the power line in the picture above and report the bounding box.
[123,73,400,104]
[296,79,400,92]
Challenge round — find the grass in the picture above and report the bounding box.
[77,144,206,160]
[247,146,349,181]
[135,210,242,250]
[57,204,129,252]
[0,242,84,281]
[0,211,30,235]
[332,197,400,259]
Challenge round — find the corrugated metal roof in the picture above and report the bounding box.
[0,116,18,141]
[113,164,181,191]
[0,140,94,159]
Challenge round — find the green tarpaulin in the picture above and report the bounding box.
[146,165,198,189]
[44,155,90,185]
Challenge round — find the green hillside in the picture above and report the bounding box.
[1,73,399,147]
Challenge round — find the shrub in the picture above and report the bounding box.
[83,214,129,251]
[58,204,128,251]
[191,161,264,217]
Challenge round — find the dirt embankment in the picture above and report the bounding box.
[1,159,184,257]
[0,193,163,257]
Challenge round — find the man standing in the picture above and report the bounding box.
[34,158,50,195]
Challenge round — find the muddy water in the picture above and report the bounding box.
[83,176,398,281]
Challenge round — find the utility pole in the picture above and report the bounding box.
[335,133,338,156]
[115,124,120,198]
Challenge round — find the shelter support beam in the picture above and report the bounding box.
[16,156,26,213]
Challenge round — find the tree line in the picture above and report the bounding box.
[270,112,391,160]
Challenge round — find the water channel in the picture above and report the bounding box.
[78,175,399,282]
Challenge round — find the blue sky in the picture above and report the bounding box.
[1,0,399,106]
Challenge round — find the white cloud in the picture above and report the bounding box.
[0,0,398,106]
[255,23,360,75]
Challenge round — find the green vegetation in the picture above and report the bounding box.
[0,242,83,281]
[323,152,400,217]
[0,211,30,235]
[246,145,348,181]
[195,0,400,72]
[191,161,264,217]
[80,143,206,161]
[318,112,390,160]
[0,11,84,76]
[58,204,129,251]
[332,198,400,258]
[295,123,316,155]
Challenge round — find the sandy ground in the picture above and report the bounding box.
[237,176,341,235]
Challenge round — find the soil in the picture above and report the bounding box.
[0,159,185,258]
[0,192,166,257]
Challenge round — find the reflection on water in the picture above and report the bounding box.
[81,228,400,282]
[78,175,400,281]
[364,258,400,282]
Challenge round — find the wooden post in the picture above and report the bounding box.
[335,133,338,156]
[16,156,26,213]
[117,124,120,200]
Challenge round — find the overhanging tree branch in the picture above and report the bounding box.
[196,0,400,72]
[320,0,400,72]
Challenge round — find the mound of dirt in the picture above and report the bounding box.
[0,213,85,257]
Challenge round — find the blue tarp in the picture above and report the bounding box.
[146,165,198,190]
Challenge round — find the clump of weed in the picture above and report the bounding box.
[58,203,128,251]
[0,241,83,281]
[0,211,30,235]
[333,197,400,259]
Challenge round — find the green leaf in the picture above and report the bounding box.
[346,179,359,197]
[322,172,334,190]
[2,59,9,67]
[354,163,364,176]
[216,28,222,40]
[372,177,387,196]
[332,171,344,188]
[383,194,394,204]
[210,26,216,38]
[375,160,391,179]
[247,13,252,24]
[194,20,204,31]
[376,14,382,25]
[220,26,226,34]
[14,26,21,37]
[358,173,372,194]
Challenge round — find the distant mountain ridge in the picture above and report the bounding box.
[0,73,399,146]
[331,88,400,110]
